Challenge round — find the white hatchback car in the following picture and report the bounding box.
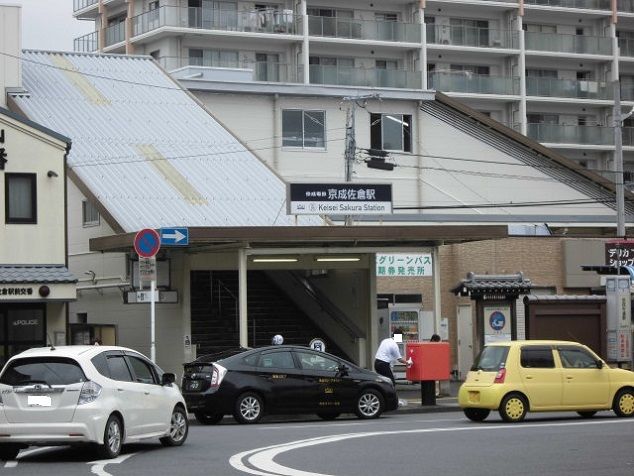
[0,345,188,460]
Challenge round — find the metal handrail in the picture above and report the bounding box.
[288,271,366,339]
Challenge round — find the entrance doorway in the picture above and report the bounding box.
[0,304,46,367]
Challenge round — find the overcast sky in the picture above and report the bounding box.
[9,0,93,51]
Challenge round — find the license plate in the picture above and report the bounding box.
[187,381,200,390]
[28,395,51,407]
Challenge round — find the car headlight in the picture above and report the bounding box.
[376,375,393,385]
[78,381,102,405]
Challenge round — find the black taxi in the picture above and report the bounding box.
[182,345,398,424]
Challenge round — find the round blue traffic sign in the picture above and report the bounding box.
[134,228,161,258]
[489,311,506,331]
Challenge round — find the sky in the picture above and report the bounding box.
[9,0,93,51]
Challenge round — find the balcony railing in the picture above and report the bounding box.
[524,0,610,9]
[308,16,420,43]
[428,71,520,95]
[157,56,299,83]
[427,25,518,49]
[73,31,98,53]
[308,65,422,89]
[73,0,98,12]
[618,0,634,12]
[527,123,613,145]
[618,38,634,58]
[105,22,126,47]
[525,31,612,55]
[133,6,297,37]
[526,77,612,100]
[622,127,634,146]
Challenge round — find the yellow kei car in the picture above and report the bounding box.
[458,340,634,422]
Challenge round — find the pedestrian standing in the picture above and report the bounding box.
[374,329,408,385]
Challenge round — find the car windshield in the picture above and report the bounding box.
[0,357,87,386]
[471,346,509,372]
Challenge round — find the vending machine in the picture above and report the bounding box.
[388,303,429,380]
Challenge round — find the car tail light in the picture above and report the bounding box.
[78,381,102,405]
[493,368,506,384]
[210,364,227,388]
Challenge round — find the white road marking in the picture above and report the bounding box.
[87,453,137,476]
[232,419,634,476]
[3,461,17,468]
[4,446,60,468]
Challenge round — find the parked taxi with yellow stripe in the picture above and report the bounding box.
[459,340,634,422]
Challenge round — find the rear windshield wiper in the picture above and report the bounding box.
[14,379,52,387]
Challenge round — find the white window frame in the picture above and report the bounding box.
[82,199,100,227]
[282,109,327,150]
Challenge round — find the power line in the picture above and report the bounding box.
[393,198,615,211]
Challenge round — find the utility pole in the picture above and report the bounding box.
[613,80,627,238]
[342,94,380,226]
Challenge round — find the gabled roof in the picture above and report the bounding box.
[0,106,70,145]
[9,51,321,233]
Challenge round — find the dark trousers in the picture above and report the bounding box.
[374,359,395,385]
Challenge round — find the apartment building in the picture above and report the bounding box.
[72,0,634,184]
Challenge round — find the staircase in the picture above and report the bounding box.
[190,270,350,360]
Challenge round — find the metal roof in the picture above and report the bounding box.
[0,265,77,284]
[10,51,321,232]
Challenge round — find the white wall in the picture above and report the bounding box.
[0,5,21,108]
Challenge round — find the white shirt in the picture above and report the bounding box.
[374,338,402,364]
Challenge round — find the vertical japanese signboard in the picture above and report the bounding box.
[376,253,432,277]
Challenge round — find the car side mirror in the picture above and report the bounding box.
[162,372,176,386]
[337,364,349,376]
[595,360,603,369]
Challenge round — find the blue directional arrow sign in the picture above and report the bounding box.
[160,227,189,246]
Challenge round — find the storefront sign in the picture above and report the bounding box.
[483,306,512,344]
[605,241,634,267]
[287,183,392,215]
[376,253,432,277]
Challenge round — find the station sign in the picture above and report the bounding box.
[287,183,392,215]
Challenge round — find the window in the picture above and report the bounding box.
[106,355,133,381]
[471,346,509,371]
[282,110,326,148]
[295,351,340,371]
[127,356,157,384]
[82,199,100,227]
[0,357,86,386]
[257,351,295,369]
[520,346,555,368]
[91,353,111,378]
[188,48,239,68]
[370,113,412,152]
[558,347,600,369]
[5,173,36,224]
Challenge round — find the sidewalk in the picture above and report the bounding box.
[393,380,461,414]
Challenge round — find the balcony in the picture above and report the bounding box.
[619,38,634,58]
[427,25,518,49]
[525,32,612,56]
[155,55,299,83]
[73,31,98,53]
[428,71,520,95]
[308,65,421,89]
[133,6,297,38]
[527,123,613,145]
[73,0,98,12]
[526,77,612,100]
[524,0,610,9]
[622,127,634,146]
[308,16,420,43]
[618,0,634,12]
[105,22,126,47]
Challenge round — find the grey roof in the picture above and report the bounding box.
[524,294,606,303]
[10,51,320,232]
[452,272,532,296]
[0,106,71,145]
[0,266,78,284]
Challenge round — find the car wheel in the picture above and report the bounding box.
[194,412,224,425]
[0,444,20,461]
[233,392,264,424]
[612,388,634,418]
[577,411,597,418]
[499,393,528,423]
[464,408,490,422]
[97,414,123,459]
[316,412,340,421]
[355,389,384,419]
[160,406,189,447]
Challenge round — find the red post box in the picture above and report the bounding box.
[405,342,450,381]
